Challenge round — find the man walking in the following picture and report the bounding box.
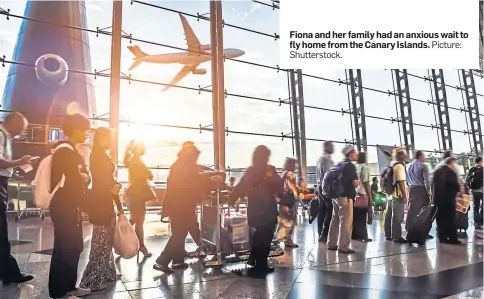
[0,112,35,285]
[467,157,483,229]
[316,141,334,243]
[405,151,432,238]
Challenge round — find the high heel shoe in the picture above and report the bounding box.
[138,246,152,258]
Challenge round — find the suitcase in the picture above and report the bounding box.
[222,213,250,251]
[406,205,438,246]
[455,211,469,232]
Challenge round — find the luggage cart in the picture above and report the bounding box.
[15,181,44,222]
[202,190,284,268]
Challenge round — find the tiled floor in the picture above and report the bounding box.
[1,210,482,299]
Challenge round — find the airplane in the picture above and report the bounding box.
[127,13,245,91]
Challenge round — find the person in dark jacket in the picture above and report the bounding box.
[80,127,123,291]
[124,140,154,257]
[155,144,223,273]
[229,145,284,275]
[432,157,462,245]
[48,113,91,298]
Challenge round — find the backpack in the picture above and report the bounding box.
[31,143,74,209]
[321,162,349,199]
[467,166,483,190]
[380,162,401,195]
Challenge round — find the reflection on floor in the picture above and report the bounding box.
[1,211,483,299]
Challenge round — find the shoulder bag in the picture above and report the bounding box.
[354,166,369,209]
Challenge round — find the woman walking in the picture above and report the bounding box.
[124,140,154,257]
[80,127,123,291]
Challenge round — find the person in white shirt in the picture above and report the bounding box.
[0,112,35,285]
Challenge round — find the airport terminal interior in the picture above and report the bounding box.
[0,210,482,299]
[1,0,484,298]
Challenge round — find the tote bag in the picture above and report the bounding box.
[113,214,139,259]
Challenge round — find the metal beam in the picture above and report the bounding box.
[215,0,225,171]
[296,69,307,181]
[461,69,483,156]
[209,0,220,170]
[393,69,416,157]
[348,69,368,152]
[289,70,302,174]
[431,69,453,151]
[109,0,122,176]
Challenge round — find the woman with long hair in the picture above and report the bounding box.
[352,152,373,242]
[124,140,153,257]
[228,145,284,275]
[80,127,123,291]
[276,157,299,248]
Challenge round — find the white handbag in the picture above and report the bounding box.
[113,214,139,259]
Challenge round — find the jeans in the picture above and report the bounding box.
[384,197,405,240]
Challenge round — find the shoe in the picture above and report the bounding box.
[284,242,299,248]
[427,235,434,239]
[66,287,91,297]
[171,262,189,269]
[138,246,152,258]
[327,246,338,251]
[2,274,34,285]
[153,263,174,273]
[393,238,407,244]
[363,238,373,242]
[338,248,356,254]
[385,237,392,241]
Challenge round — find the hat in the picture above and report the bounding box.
[342,145,356,156]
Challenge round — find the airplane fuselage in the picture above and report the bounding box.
[134,48,245,65]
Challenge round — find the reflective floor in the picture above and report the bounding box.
[1,210,483,299]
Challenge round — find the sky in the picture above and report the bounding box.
[0,0,483,169]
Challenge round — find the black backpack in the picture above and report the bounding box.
[380,163,402,195]
[467,166,483,190]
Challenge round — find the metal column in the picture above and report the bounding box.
[461,70,483,155]
[348,69,368,152]
[393,69,416,158]
[479,1,483,72]
[209,0,220,170]
[109,0,122,176]
[289,70,302,175]
[431,69,453,151]
[215,0,225,171]
[296,70,307,181]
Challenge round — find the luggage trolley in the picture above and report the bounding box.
[202,189,284,268]
[15,180,44,222]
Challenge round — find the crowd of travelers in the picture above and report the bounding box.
[0,111,482,298]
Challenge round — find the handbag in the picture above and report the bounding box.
[354,193,369,208]
[113,214,139,259]
[127,184,157,202]
[279,190,295,208]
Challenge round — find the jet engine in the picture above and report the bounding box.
[35,54,69,85]
[192,68,207,75]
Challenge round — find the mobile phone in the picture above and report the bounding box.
[29,156,40,162]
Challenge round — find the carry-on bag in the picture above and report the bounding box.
[113,214,140,259]
[455,210,469,232]
[406,205,438,246]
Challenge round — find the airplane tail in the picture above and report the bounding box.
[127,45,147,58]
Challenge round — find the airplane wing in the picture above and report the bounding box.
[179,13,201,56]
[162,64,199,92]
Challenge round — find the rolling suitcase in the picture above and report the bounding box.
[406,205,438,246]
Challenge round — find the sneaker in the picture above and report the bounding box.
[66,287,91,297]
